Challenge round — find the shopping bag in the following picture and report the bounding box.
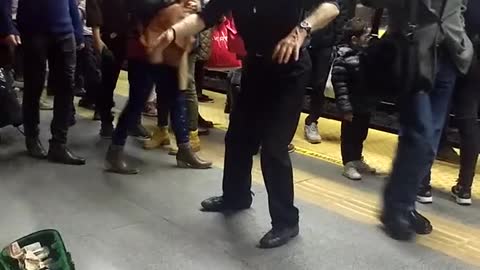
[206,19,242,69]
[226,17,246,58]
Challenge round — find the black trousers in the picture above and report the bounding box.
[97,33,127,123]
[222,52,311,229]
[194,60,206,97]
[75,36,101,104]
[305,46,334,125]
[22,33,76,144]
[454,57,480,189]
[341,113,371,165]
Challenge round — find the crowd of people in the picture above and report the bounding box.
[0,0,479,249]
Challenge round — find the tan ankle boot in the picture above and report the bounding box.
[189,130,201,152]
[176,143,212,169]
[144,126,170,150]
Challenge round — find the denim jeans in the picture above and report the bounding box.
[112,61,189,146]
[384,56,457,211]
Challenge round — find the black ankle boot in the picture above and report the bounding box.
[176,143,212,169]
[259,225,300,249]
[26,137,47,159]
[48,143,86,165]
[105,145,139,174]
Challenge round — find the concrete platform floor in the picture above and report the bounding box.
[0,105,479,269]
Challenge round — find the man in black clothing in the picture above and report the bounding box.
[151,0,340,248]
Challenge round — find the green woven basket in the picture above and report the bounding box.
[0,230,75,270]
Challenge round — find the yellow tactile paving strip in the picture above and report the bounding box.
[100,73,480,267]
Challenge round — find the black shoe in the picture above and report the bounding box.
[451,184,472,205]
[380,209,432,241]
[74,87,86,97]
[78,98,95,110]
[47,143,86,165]
[105,145,139,175]
[198,94,214,103]
[198,127,210,136]
[26,137,47,159]
[200,196,251,212]
[198,116,214,129]
[288,144,295,153]
[436,145,460,165]
[100,123,114,139]
[93,111,101,121]
[259,225,300,249]
[128,124,151,141]
[416,185,433,204]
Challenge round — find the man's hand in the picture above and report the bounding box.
[184,0,198,13]
[343,112,354,122]
[1,35,21,46]
[272,27,308,64]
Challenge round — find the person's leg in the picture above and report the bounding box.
[47,33,85,165]
[22,35,49,158]
[341,113,371,180]
[106,60,154,174]
[79,36,101,108]
[185,56,199,132]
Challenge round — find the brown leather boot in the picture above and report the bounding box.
[105,145,139,174]
[144,126,170,150]
[176,143,212,169]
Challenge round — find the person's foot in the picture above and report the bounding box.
[105,145,139,174]
[354,158,376,174]
[144,126,170,149]
[417,185,433,204]
[259,225,300,249]
[26,137,47,159]
[129,124,151,141]
[47,143,86,165]
[176,144,212,169]
[198,126,210,136]
[288,144,295,153]
[78,98,95,110]
[304,122,322,144]
[198,116,214,129]
[100,123,114,139]
[73,87,86,97]
[380,210,432,241]
[198,94,214,103]
[343,162,362,181]
[436,145,460,165]
[39,98,53,111]
[451,184,472,206]
[200,196,251,212]
[142,101,158,117]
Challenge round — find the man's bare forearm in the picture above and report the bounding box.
[304,2,340,32]
[172,14,206,41]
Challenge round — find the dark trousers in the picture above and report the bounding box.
[455,57,480,189]
[75,36,101,104]
[305,46,334,125]
[22,33,76,144]
[222,52,311,229]
[384,57,457,212]
[112,61,189,146]
[194,60,206,96]
[97,33,127,123]
[341,113,371,165]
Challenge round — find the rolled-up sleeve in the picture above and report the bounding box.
[198,0,231,28]
[86,0,103,27]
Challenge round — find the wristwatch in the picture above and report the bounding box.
[298,21,312,35]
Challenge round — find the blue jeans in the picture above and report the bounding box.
[112,61,189,146]
[384,56,457,211]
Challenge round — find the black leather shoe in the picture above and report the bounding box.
[200,196,251,212]
[259,225,300,249]
[380,210,415,241]
[26,137,47,159]
[48,143,86,165]
[408,210,433,235]
[105,145,139,175]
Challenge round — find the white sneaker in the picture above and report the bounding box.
[343,162,362,181]
[354,158,376,174]
[304,122,322,144]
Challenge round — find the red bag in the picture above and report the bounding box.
[206,19,242,69]
[226,17,247,58]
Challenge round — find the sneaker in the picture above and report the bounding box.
[304,122,322,144]
[451,184,472,206]
[354,158,376,174]
[142,101,158,117]
[343,162,362,181]
[417,185,433,204]
[39,98,53,111]
[129,124,151,141]
[288,144,295,153]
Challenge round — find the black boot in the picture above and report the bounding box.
[47,143,86,165]
[176,143,212,169]
[380,209,432,241]
[100,122,114,139]
[105,145,139,175]
[200,196,251,212]
[26,137,47,159]
[259,225,300,249]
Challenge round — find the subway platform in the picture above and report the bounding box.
[0,77,479,269]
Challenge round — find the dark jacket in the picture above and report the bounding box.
[331,45,378,114]
[86,0,131,34]
[309,0,350,48]
[0,0,83,43]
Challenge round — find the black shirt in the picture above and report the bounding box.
[200,0,339,54]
